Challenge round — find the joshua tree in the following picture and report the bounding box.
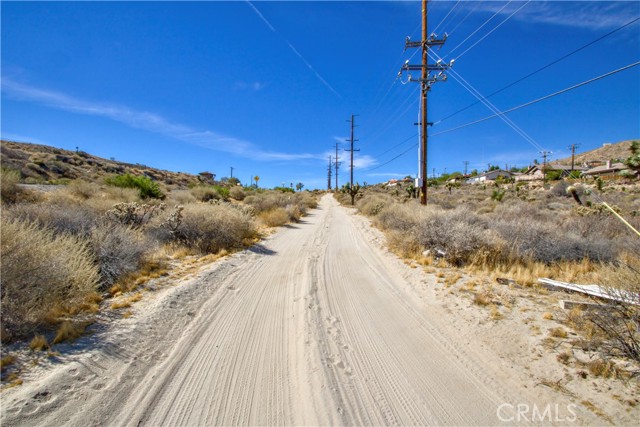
[254,176,260,188]
[295,182,304,192]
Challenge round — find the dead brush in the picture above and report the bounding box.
[53,321,91,344]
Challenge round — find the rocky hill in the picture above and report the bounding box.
[1,140,200,188]
[555,139,636,166]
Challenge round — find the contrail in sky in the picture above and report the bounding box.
[246,1,342,99]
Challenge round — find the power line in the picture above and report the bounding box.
[364,143,418,172]
[432,0,461,35]
[432,61,640,137]
[447,1,480,36]
[435,16,640,125]
[454,0,531,60]
[444,1,512,58]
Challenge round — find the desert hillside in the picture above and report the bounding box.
[555,139,636,166]
[1,140,199,188]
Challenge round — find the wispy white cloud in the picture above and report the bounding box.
[467,1,637,30]
[353,154,378,169]
[1,78,319,162]
[245,1,342,99]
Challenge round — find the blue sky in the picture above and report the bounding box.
[2,1,639,189]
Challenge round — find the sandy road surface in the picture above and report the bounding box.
[2,195,585,426]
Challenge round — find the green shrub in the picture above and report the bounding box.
[214,185,230,201]
[105,173,164,199]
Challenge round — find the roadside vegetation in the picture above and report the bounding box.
[337,170,639,369]
[0,162,318,381]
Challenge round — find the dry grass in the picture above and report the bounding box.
[259,208,290,227]
[1,218,99,337]
[52,321,90,344]
[473,292,492,306]
[542,312,554,320]
[549,327,568,339]
[111,293,143,310]
[29,335,49,352]
[1,355,16,369]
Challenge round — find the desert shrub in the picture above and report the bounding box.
[6,202,98,237]
[0,167,21,203]
[190,185,221,202]
[170,203,257,254]
[413,208,502,266]
[493,218,615,264]
[214,185,230,201]
[66,180,100,200]
[358,193,393,216]
[105,173,164,199]
[229,186,246,201]
[1,218,99,336]
[167,189,196,205]
[244,193,279,213]
[296,192,318,210]
[583,257,640,361]
[285,204,302,222]
[90,222,155,288]
[259,208,290,227]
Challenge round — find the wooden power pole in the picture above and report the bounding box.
[399,0,449,205]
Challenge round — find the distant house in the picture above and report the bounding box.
[582,161,628,179]
[515,163,587,182]
[198,171,216,184]
[467,170,513,184]
[386,179,399,187]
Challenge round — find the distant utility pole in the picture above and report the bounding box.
[230,166,234,179]
[334,142,341,191]
[399,0,451,205]
[345,114,360,189]
[540,150,551,184]
[327,156,333,190]
[463,160,469,176]
[569,143,580,172]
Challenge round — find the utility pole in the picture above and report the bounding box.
[569,143,580,173]
[230,166,234,179]
[327,156,333,191]
[399,0,451,205]
[463,160,469,176]
[540,150,551,184]
[345,115,360,189]
[334,143,341,191]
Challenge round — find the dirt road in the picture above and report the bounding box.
[1,195,587,426]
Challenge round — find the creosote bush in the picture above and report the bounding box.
[170,203,257,254]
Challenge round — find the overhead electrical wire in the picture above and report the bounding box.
[454,0,531,61]
[432,0,461,35]
[429,50,545,152]
[444,1,512,58]
[434,16,640,125]
[363,143,418,172]
[447,2,480,36]
[431,61,640,138]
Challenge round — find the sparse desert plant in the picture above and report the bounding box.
[285,204,302,222]
[259,207,290,227]
[190,185,221,202]
[1,218,99,337]
[229,186,246,201]
[0,167,21,203]
[52,321,90,344]
[29,335,49,352]
[90,222,155,289]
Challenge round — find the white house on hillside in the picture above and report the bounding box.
[466,170,513,184]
